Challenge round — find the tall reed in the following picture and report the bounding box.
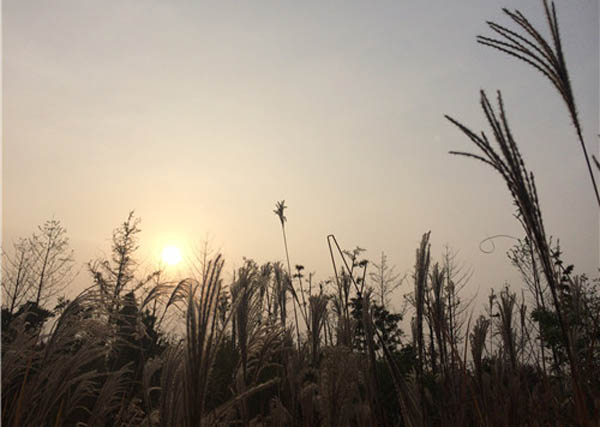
[182,255,229,426]
[446,88,591,423]
[477,0,600,207]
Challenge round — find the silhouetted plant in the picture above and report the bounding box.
[89,211,142,314]
[446,88,594,423]
[370,251,406,309]
[351,292,404,354]
[274,200,302,349]
[2,238,35,316]
[470,315,490,383]
[180,255,232,426]
[3,1,599,425]
[477,0,600,207]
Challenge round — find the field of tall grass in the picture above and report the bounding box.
[2,2,599,426]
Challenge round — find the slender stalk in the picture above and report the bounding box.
[274,200,301,350]
[447,90,590,423]
[478,0,600,207]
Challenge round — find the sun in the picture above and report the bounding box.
[161,245,182,266]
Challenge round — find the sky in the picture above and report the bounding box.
[3,1,599,307]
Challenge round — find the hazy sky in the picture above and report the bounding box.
[3,1,599,304]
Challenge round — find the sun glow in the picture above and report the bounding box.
[161,245,182,266]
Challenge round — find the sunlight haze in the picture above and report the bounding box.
[3,0,598,305]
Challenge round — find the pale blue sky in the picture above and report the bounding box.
[3,1,598,303]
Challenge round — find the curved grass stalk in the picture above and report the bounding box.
[446,90,591,423]
[274,200,302,349]
[477,0,600,207]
